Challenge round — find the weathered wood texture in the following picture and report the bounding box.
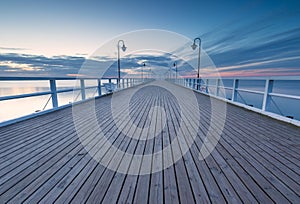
[0,80,299,203]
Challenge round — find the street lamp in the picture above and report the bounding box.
[173,62,177,79]
[142,63,145,82]
[191,37,201,90]
[117,40,127,88]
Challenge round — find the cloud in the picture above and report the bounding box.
[0,47,28,51]
[192,8,300,76]
[0,53,85,77]
[1,18,300,78]
[0,52,188,78]
[202,25,300,76]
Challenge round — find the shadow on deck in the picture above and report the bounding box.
[0,80,299,203]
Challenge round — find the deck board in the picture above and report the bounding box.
[0,80,299,203]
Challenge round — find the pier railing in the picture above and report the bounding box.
[0,76,146,125]
[172,76,300,123]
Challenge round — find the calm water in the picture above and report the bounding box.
[217,79,300,120]
[189,79,300,121]
[0,79,114,123]
[0,79,299,123]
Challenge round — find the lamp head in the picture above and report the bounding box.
[191,43,197,50]
[121,44,127,52]
[143,63,146,66]
[173,62,176,67]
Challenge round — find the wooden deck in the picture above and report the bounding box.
[0,80,299,203]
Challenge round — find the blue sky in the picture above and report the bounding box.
[0,0,300,77]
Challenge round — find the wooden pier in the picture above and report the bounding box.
[0,80,299,203]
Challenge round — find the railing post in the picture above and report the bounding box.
[216,79,220,96]
[97,79,102,96]
[122,78,125,88]
[232,79,239,102]
[206,79,209,93]
[80,79,86,100]
[192,78,195,89]
[127,78,129,88]
[49,79,58,108]
[262,79,274,111]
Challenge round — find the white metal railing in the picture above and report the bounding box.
[171,77,300,122]
[0,76,147,126]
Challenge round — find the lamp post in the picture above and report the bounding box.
[191,37,201,90]
[142,63,145,82]
[117,40,127,88]
[173,62,177,80]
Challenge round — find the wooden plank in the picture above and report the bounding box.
[100,89,156,203]
[1,107,110,202]
[168,87,247,203]
[2,95,139,202]
[161,90,196,204]
[149,88,164,204]
[132,92,158,203]
[0,80,298,203]
[21,95,140,203]
[68,91,154,203]
[116,91,157,203]
[49,91,150,201]
[193,95,296,202]
[86,91,156,203]
[0,99,110,185]
[199,96,300,182]
[226,107,300,167]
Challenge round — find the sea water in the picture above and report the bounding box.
[0,79,299,123]
[0,79,113,123]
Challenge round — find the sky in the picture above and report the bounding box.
[0,0,300,77]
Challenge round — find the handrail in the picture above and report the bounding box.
[0,91,53,101]
[0,76,148,124]
[172,77,300,122]
[269,92,300,100]
[235,88,264,95]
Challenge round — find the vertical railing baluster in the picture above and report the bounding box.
[206,79,209,94]
[232,79,239,102]
[193,78,196,89]
[49,79,58,108]
[80,79,86,100]
[97,79,102,96]
[262,79,274,111]
[216,78,220,96]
